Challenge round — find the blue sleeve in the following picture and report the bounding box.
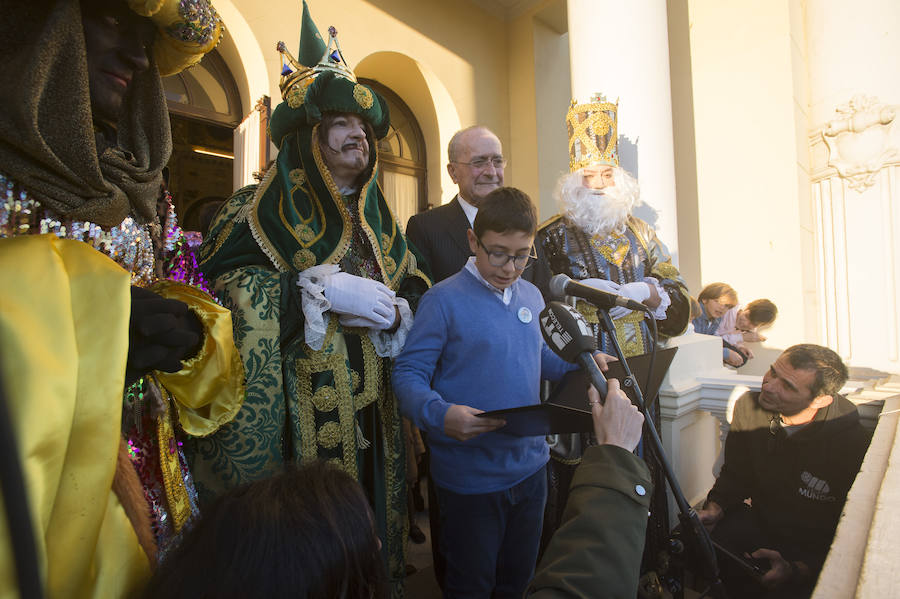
[691,316,703,333]
[540,340,577,382]
[391,289,452,436]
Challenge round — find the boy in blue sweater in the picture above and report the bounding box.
[393,187,607,598]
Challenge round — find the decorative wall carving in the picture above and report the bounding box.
[810,104,900,373]
[822,95,899,191]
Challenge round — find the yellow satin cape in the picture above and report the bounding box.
[150,280,245,437]
[0,235,149,599]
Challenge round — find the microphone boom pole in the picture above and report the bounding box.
[540,300,727,599]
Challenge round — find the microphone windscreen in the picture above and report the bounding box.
[548,273,571,300]
[539,301,597,363]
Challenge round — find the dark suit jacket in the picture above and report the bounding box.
[405,196,473,283]
[406,195,536,283]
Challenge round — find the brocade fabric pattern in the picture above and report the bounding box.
[188,186,427,597]
[534,214,690,581]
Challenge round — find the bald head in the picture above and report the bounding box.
[447,126,504,207]
[447,126,495,162]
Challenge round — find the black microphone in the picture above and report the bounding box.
[548,273,646,311]
[539,301,608,401]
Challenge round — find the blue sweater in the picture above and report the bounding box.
[392,268,574,494]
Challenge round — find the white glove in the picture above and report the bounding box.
[580,278,649,320]
[617,281,651,304]
[339,311,396,331]
[323,272,396,328]
[611,281,652,319]
[578,278,625,319]
[580,278,621,294]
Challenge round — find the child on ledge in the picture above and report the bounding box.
[717,298,778,366]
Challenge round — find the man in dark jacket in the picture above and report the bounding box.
[697,344,871,598]
[406,126,506,283]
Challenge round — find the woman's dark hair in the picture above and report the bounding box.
[473,186,537,238]
[141,461,387,599]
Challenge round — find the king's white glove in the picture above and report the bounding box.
[579,278,651,320]
[580,278,620,294]
[606,281,651,320]
[339,312,397,331]
[324,272,396,329]
[617,281,651,304]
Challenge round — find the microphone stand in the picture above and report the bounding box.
[595,305,727,599]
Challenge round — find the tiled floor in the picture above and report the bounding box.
[404,494,442,597]
[400,485,705,598]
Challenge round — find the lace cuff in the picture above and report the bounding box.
[643,276,671,320]
[297,264,340,350]
[368,296,413,358]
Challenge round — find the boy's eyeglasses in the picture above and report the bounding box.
[451,157,507,170]
[476,237,537,270]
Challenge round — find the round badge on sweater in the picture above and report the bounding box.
[518,307,532,323]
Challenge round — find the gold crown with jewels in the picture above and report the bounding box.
[128,0,224,77]
[566,93,618,172]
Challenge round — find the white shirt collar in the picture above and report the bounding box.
[456,194,478,228]
[464,257,512,305]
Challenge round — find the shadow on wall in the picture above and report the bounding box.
[618,133,661,233]
[618,134,639,178]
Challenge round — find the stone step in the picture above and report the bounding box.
[844,370,900,429]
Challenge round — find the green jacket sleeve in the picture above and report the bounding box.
[528,445,653,599]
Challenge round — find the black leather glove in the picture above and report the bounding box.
[125,286,203,387]
[722,340,750,368]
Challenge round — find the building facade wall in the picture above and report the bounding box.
[680,0,810,353]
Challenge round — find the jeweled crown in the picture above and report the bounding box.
[128,0,223,77]
[566,93,619,172]
[277,25,356,105]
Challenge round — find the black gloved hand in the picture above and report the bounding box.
[722,340,750,368]
[125,286,203,387]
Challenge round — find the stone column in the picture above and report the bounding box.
[806,0,900,373]
[566,0,680,260]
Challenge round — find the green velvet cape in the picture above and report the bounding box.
[190,117,430,595]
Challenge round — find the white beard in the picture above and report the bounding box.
[555,167,641,238]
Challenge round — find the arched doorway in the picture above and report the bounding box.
[163,49,241,233]
[360,78,427,231]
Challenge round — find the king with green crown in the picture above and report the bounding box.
[188,2,431,593]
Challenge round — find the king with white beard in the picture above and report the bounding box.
[535,95,689,357]
[534,96,690,589]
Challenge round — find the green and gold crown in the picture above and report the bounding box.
[566,93,618,172]
[276,9,356,108]
[269,1,389,147]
